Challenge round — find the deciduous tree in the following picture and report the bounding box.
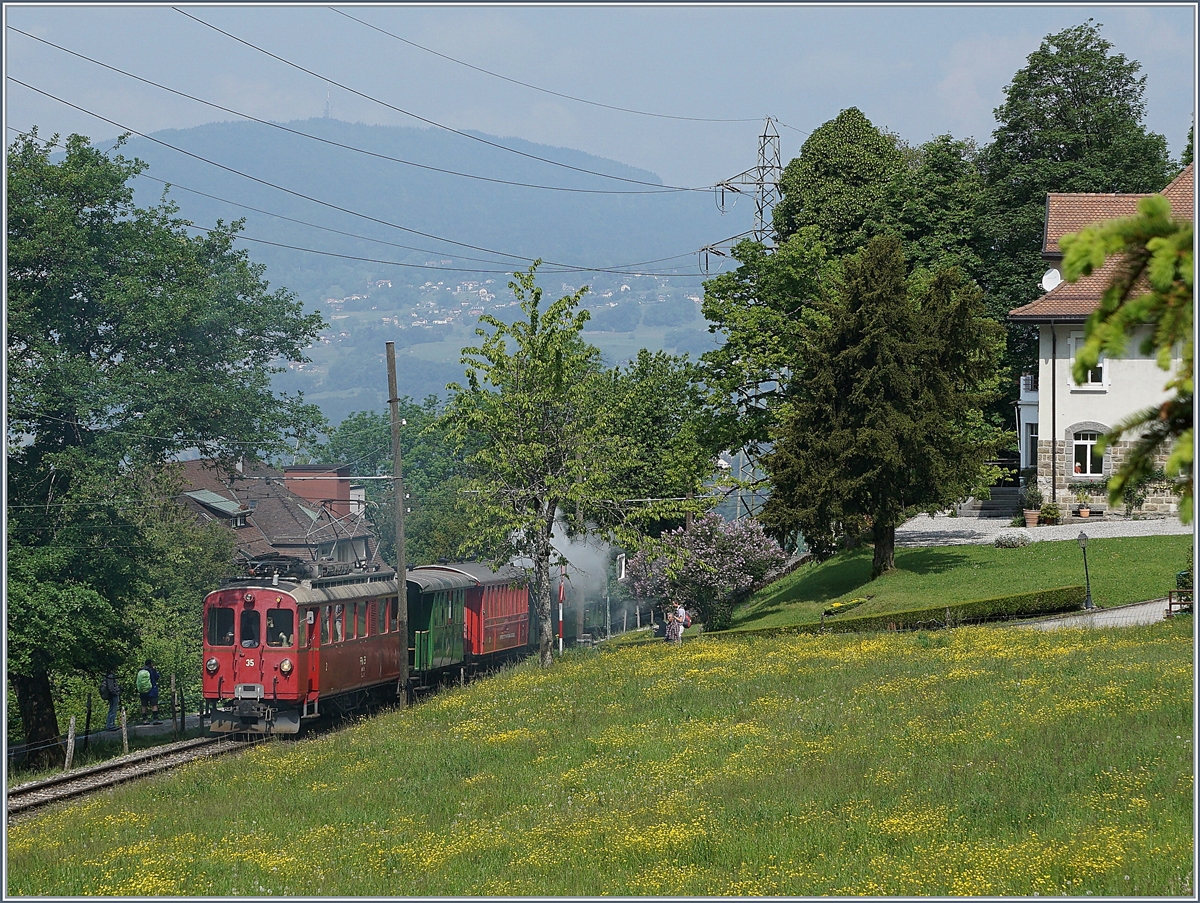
[699,229,833,481]
[321,401,471,565]
[591,349,715,540]
[441,263,616,667]
[772,107,905,254]
[6,131,325,764]
[625,513,786,630]
[974,20,1173,373]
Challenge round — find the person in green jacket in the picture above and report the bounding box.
[136,659,161,724]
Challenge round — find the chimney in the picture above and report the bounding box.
[284,464,352,518]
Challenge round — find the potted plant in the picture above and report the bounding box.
[1039,501,1061,526]
[1021,484,1044,528]
[1074,486,1092,518]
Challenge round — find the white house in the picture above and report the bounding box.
[1008,164,1193,515]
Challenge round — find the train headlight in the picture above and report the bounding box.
[279,658,293,674]
[206,657,220,674]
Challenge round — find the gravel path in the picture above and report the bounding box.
[895,512,1193,547]
[1013,598,1177,631]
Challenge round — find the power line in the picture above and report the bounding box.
[227,231,701,278]
[7,81,534,263]
[331,8,762,125]
[7,26,683,197]
[173,7,708,194]
[6,99,716,279]
[7,126,705,276]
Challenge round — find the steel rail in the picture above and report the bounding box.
[7,735,263,823]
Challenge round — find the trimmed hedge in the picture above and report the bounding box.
[712,585,1088,639]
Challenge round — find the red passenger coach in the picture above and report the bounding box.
[411,563,530,662]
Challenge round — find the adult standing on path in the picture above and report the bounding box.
[136,659,162,725]
[665,603,686,645]
[100,671,120,731]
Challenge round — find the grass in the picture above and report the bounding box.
[7,616,1193,896]
[730,534,1192,632]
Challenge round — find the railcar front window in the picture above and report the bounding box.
[358,601,368,637]
[208,607,235,646]
[321,605,330,645]
[267,609,294,647]
[333,604,345,643]
[240,610,261,648]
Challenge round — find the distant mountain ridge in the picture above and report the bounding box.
[110,117,747,304]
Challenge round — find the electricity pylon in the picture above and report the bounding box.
[715,116,782,247]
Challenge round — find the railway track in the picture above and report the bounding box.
[7,735,263,824]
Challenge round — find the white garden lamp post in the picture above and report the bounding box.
[1078,531,1094,610]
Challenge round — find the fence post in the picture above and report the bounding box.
[64,716,76,771]
[120,707,129,755]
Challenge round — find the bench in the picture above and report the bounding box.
[1166,589,1193,617]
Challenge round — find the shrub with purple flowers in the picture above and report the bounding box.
[626,513,786,629]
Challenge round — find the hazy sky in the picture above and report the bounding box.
[5,3,1196,189]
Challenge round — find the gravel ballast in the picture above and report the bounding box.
[896,512,1193,548]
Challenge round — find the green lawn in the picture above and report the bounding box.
[729,534,1191,632]
[7,618,1193,896]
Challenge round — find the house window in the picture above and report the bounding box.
[1073,431,1104,476]
[1026,422,1038,468]
[1069,332,1105,388]
[1021,372,1039,393]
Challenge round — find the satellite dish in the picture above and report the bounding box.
[1040,268,1062,292]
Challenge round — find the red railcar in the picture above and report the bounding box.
[202,560,401,734]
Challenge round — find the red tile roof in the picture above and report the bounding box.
[1043,194,1144,254]
[172,458,383,565]
[1008,260,1122,323]
[1012,164,1193,322]
[1161,163,1195,218]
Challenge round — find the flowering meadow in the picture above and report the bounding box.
[7,617,1193,896]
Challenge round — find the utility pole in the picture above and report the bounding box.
[385,342,408,706]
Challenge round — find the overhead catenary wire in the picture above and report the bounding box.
[6,126,706,277]
[330,8,762,125]
[6,26,684,197]
[7,87,724,278]
[173,7,709,194]
[2,99,720,278]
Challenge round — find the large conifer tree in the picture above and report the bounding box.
[762,235,1006,578]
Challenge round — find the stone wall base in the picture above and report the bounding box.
[1034,438,1178,516]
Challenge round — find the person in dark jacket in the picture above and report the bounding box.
[100,671,120,730]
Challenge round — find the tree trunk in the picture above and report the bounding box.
[532,532,554,668]
[871,520,896,579]
[12,669,64,770]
